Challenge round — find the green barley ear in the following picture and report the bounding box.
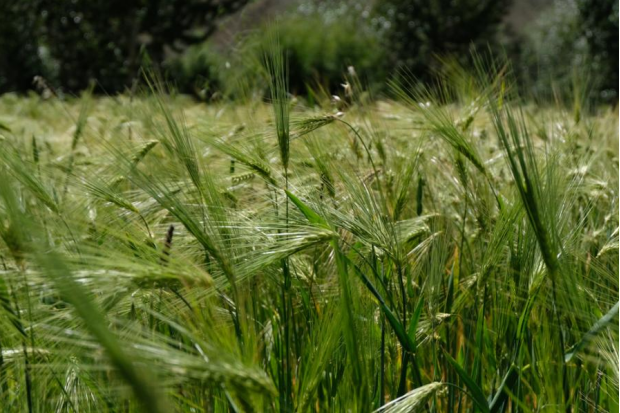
[290,113,339,140]
[393,145,422,220]
[375,382,444,413]
[211,139,277,186]
[263,32,290,172]
[0,149,59,214]
[304,136,336,198]
[144,75,205,198]
[62,84,93,198]
[569,65,595,125]
[489,101,560,279]
[388,72,488,178]
[83,178,138,214]
[31,135,39,165]
[597,227,619,258]
[130,140,159,167]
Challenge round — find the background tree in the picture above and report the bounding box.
[33,0,248,93]
[0,1,47,93]
[375,0,512,80]
[515,0,618,102]
[577,0,618,99]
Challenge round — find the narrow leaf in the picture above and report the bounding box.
[564,301,619,363]
[444,350,490,413]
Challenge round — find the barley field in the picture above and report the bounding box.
[0,63,617,412]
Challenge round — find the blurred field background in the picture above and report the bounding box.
[0,0,617,102]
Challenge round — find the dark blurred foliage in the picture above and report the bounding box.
[374,0,511,80]
[0,0,617,101]
[577,0,618,98]
[0,1,48,93]
[165,42,225,100]
[0,0,247,94]
[516,0,618,102]
[43,0,247,93]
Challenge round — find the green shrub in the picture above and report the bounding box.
[165,43,225,100]
[257,15,386,94]
[172,13,387,99]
